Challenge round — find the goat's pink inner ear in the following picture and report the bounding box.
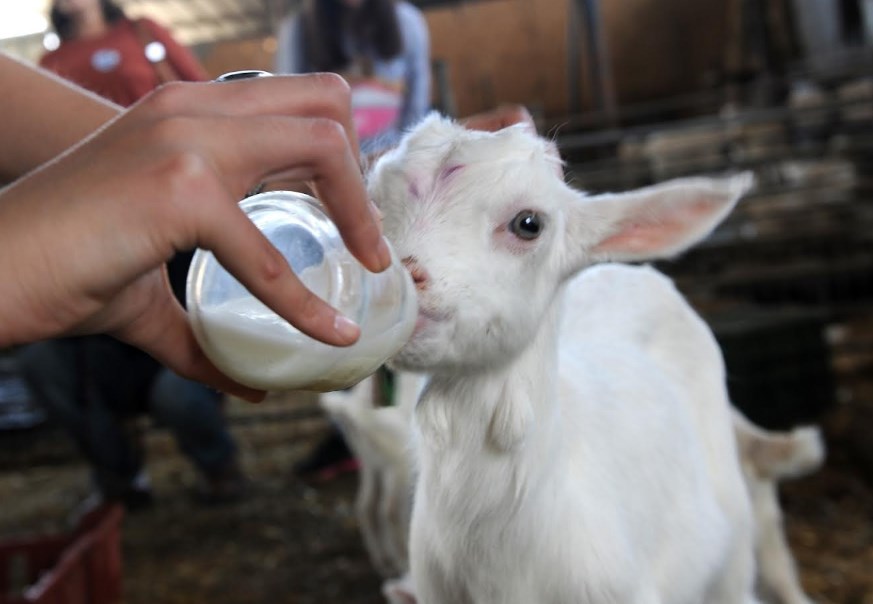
[593,221,664,256]
[593,197,724,257]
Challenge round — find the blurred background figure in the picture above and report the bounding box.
[18,338,246,509]
[17,0,246,510]
[40,0,207,106]
[274,0,431,482]
[274,0,431,155]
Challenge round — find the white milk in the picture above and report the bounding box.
[197,298,325,391]
[196,291,415,392]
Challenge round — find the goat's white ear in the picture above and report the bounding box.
[401,112,460,149]
[567,173,753,267]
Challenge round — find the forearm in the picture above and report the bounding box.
[0,53,121,182]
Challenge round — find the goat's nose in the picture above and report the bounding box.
[401,256,429,290]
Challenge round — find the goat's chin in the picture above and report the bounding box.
[393,339,504,375]
[393,315,516,373]
[389,355,429,373]
[392,326,476,373]
[391,339,444,372]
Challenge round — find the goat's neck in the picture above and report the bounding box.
[413,297,563,517]
[416,295,563,457]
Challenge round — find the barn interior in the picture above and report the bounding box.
[1,1,872,602]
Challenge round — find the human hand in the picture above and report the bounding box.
[0,74,389,401]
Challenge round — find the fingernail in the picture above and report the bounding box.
[334,314,361,344]
[375,236,392,271]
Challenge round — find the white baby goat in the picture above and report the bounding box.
[368,114,758,604]
[319,373,422,577]
[320,372,426,604]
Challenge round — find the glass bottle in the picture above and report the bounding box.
[186,191,416,392]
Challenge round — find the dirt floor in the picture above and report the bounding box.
[1,390,872,604]
[0,393,385,604]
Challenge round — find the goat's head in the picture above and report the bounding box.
[368,114,752,374]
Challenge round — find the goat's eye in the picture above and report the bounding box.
[509,211,542,240]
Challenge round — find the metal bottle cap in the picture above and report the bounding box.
[214,70,273,82]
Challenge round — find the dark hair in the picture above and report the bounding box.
[302,0,403,72]
[51,0,127,41]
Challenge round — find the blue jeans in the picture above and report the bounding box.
[18,338,237,498]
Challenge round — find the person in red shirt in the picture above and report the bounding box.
[40,0,207,107]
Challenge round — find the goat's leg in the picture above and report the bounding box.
[753,481,815,604]
[357,464,394,576]
[378,466,410,574]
